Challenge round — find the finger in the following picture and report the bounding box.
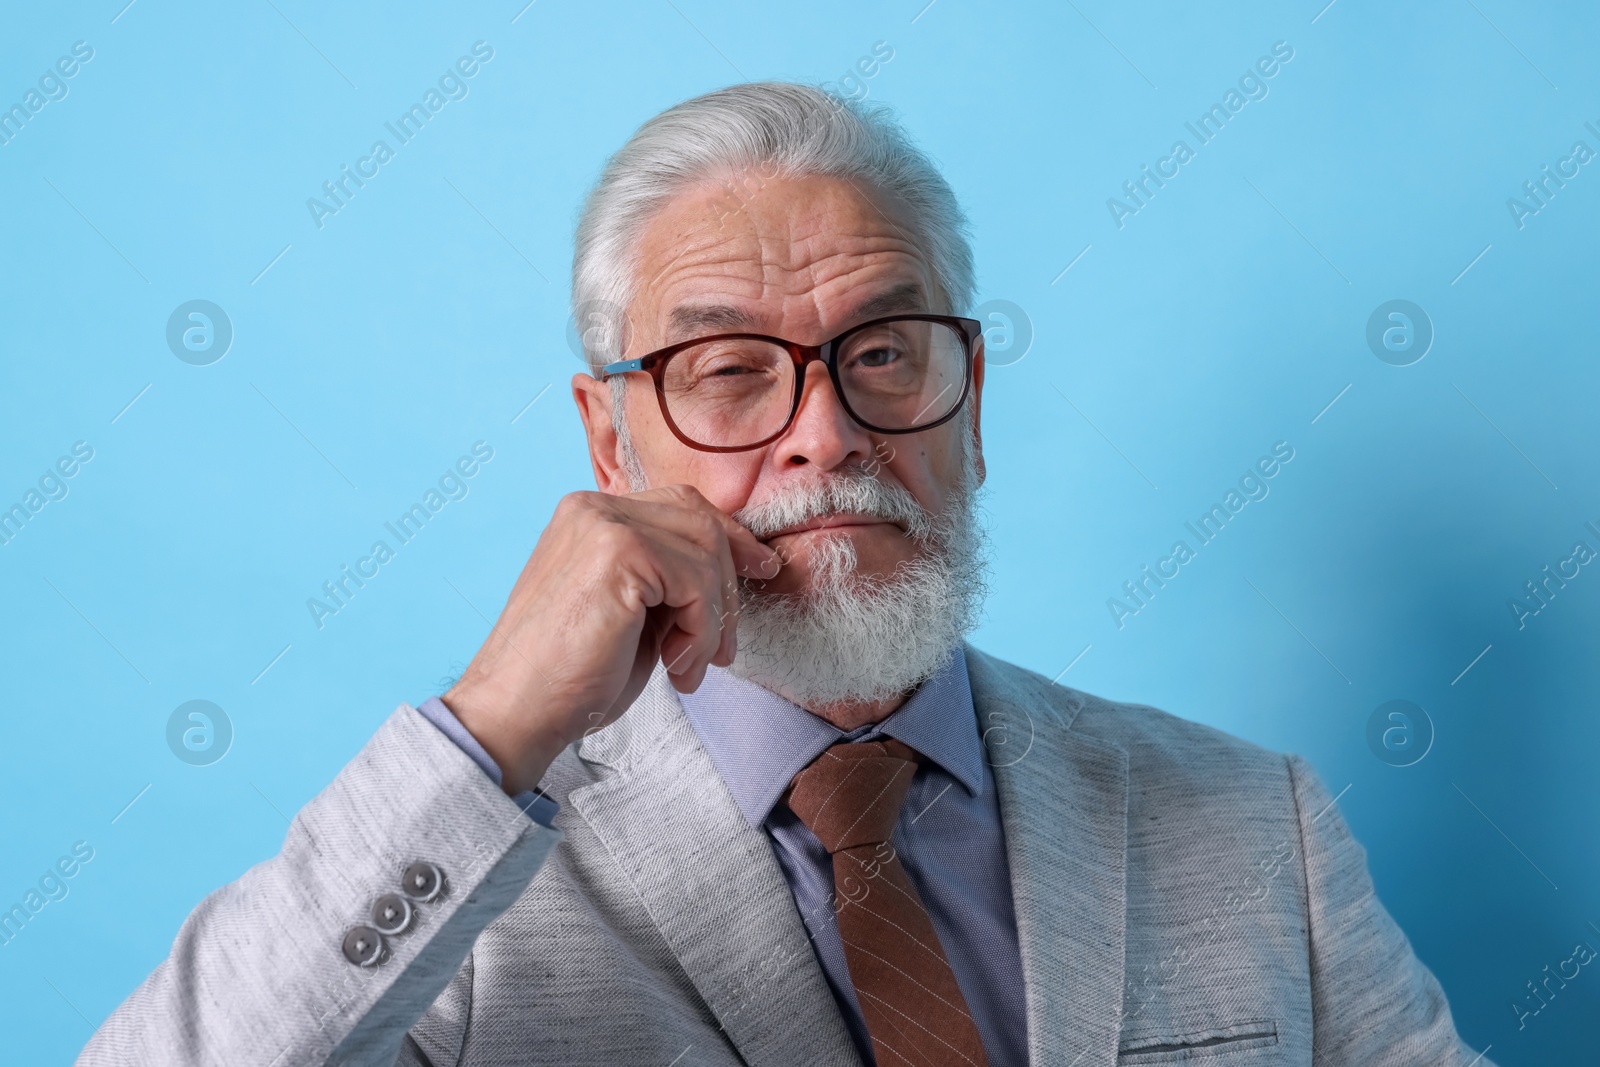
[606,523,723,686]
[719,512,783,579]
[708,520,740,669]
[638,529,731,689]
[631,487,781,579]
[713,561,740,669]
[621,504,739,673]
[663,497,741,671]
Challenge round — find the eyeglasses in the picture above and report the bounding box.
[598,313,981,453]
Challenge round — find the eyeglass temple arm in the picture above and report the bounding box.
[598,357,645,380]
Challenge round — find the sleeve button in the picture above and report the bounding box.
[400,861,444,902]
[371,892,414,936]
[342,925,385,967]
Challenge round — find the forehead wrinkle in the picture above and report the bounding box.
[656,233,912,315]
[662,252,931,345]
[763,248,929,332]
[636,176,935,344]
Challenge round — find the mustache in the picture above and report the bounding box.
[732,464,933,545]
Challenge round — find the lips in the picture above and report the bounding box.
[765,513,901,539]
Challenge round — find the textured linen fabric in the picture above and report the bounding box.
[415,695,560,827]
[77,643,1496,1067]
[676,651,1027,1067]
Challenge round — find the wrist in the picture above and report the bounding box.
[440,686,572,798]
[506,724,571,796]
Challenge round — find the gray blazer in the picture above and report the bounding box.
[77,644,1491,1066]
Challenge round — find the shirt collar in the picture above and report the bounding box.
[676,646,984,829]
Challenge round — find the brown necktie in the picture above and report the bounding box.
[784,738,990,1067]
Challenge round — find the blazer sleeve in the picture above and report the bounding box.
[75,703,564,1067]
[1288,753,1493,1066]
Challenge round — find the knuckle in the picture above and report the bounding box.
[667,483,707,507]
[552,493,580,520]
[555,490,600,521]
[594,521,638,556]
[694,510,722,544]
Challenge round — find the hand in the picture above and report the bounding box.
[441,484,782,795]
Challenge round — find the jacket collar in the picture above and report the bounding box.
[966,644,1130,1067]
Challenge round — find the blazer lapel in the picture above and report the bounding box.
[967,645,1130,1067]
[568,665,862,1067]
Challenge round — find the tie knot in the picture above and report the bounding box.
[785,738,921,854]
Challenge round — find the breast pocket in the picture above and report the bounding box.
[1116,1020,1279,1064]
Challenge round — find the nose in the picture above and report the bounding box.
[768,359,877,471]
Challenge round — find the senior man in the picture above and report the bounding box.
[80,83,1489,1067]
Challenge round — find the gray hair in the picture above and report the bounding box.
[571,81,975,370]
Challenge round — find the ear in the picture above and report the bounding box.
[572,372,633,495]
[969,332,987,486]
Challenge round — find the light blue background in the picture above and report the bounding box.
[2,0,1596,1062]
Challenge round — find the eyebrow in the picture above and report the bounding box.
[666,302,757,341]
[664,281,928,343]
[847,282,927,322]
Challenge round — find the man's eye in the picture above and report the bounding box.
[853,347,899,367]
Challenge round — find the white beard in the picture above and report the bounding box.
[613,388,990,710]
[725,420,989,710]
